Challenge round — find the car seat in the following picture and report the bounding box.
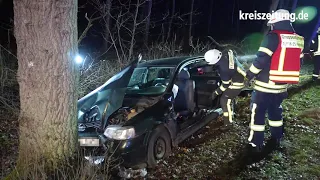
[173,69,195,117]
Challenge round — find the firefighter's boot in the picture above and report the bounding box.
[220,116,232,130]
[246,143,264,164]
[312,75,318,81]
[266,138,282,151]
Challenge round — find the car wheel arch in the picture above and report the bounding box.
[146,123,172,168]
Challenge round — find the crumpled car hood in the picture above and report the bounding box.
[77,60,138,133]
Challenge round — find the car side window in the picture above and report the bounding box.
[147,68,160,82]
[128,68,147,86]
[147,68,173,82]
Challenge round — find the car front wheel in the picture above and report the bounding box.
[147,125,172,168]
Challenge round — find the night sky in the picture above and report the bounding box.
[1,0,320,55]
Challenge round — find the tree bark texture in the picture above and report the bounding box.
[13,0,78,171]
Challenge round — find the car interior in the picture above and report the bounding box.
[152,68,171,87]
[173,69,196,117]
[172,61,221,125]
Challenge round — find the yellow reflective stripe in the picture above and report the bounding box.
[222,80,231,84]
[253,85,287,93]
[229,85,244,89]
[226,99,233,123]
[228,50,235,69]
[248,103,257,142]
[258,47,273,56]
[229,82,244,89]
[249,64,261,74]
[223,112,229,117]
[237,67,247,77]
[316,35,320,53]
[215,91,219,95]
[269,70,300,76]
[250,125,265,131]
[220,86,227,91]
[254,80,288,89]
[312,74,319,77]
[269,75,299,82]
[278,48,286,71]
[268,120,283,127]
[232,82,244,86]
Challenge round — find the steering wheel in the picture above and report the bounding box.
[154,83,165,87]
[132,85,140,89]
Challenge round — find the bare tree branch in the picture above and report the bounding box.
[78,13,104,44]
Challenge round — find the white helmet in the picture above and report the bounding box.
[204,49,222,65]
[267,9,291,26]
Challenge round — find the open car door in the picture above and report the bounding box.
[189,63,221,109]
[77,58,140,135]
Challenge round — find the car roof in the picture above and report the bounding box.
[137,56,205,67]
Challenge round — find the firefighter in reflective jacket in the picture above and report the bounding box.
[245,9,304,153]
[204,48,246,129]
[310,27,320,81]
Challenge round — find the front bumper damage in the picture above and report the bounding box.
[84,155,148,179]
[81,134,149,179]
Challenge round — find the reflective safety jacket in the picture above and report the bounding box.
[310,33,320,56]
[214,49,246,95]
[246,30,305,93]
[269,30,304,84]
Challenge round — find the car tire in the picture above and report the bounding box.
[147,125,172,168]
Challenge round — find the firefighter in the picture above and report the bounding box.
[310,27,320,81]
[245,9,304,153]
[204,48,246,129]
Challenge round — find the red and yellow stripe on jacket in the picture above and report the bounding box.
[268,30,304,84]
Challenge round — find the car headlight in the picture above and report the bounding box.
[103,125,135,140]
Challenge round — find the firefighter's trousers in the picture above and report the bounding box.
[313,55,320,80]
[220,88,242,123]
[248,90,288,146]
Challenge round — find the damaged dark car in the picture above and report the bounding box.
[77,56,233,175]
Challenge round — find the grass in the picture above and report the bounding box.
[147,65,320,180]
[233,81,320,179]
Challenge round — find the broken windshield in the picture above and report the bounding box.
[126,66,175,95]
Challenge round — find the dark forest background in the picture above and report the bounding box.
[1,0,319,59]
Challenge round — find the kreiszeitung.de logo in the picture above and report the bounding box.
[239,10,309,22]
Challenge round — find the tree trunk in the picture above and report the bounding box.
[13,0,78,174]
[188,0,194,43]
[166,0,175,41]
[128,0,140,61]
[144,0,152,45]
[103,0,112,50]
[262,0,280,35]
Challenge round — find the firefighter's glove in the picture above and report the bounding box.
[244,79,254,88]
